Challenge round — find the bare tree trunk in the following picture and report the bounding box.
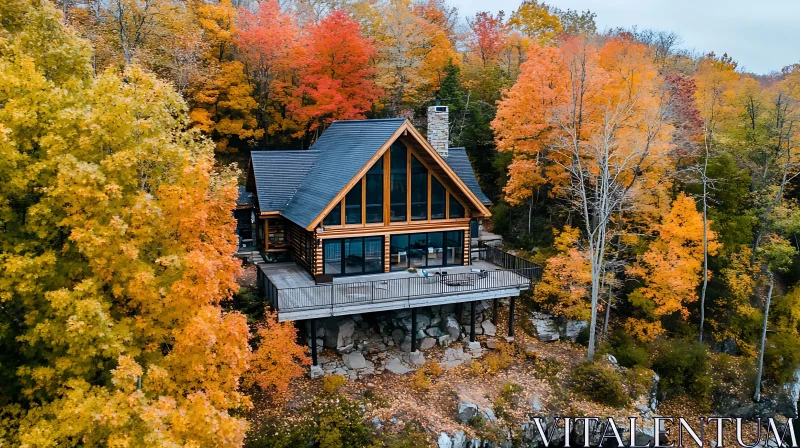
[754,271,774,402]
[699,138,710,343]
[602,279,612,338]
[528,194,533,234]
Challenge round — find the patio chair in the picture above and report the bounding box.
[470,268,489,279]
[419,269,438,283]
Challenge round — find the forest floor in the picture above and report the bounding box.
[239,264,765,446]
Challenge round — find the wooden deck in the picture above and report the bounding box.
[258,261,536,321]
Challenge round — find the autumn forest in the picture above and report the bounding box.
[1,0,800,446]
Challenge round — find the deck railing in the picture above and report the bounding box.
[266,268,538,312]
[258,245,542,313]
[476,243,541,280]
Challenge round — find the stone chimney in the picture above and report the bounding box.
[427,105,449,158]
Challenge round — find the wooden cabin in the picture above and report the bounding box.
[246,117,493,280]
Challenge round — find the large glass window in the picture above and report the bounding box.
[323,239,342,274]
[323,202,342,226]
[408,233,427,268]
[344,238,363,274]
[365,158,383,223]
[428,232,443,266]
[390,234,409,271]
[364,236,383,273]
[267,218,286,245]
[431,177,446,219]
[410,156,428,220]
[323,237,384,276]
[345,180,362,225]
[446,231,464,265]
[449,195,465,219]
[390,144,407,222]
[389,231,463,270]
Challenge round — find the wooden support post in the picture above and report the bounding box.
[310,319,318,366]
[508,297,516,338]
[411,307,418,352]
[493,298,498,323]
[470,301,476,342]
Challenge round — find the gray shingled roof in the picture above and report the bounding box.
[237,186,256,207]
[281,118,406,228]
[445,147,492,206]
[250,150,319,212]
[248,119,491,228]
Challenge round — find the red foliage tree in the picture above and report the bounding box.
[236,1,302,138]
[294,10,381,137]
[467,11,507,67]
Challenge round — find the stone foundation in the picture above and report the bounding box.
[305,301,500,354]
[303,301,502,379]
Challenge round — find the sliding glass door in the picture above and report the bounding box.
[323,236,384,276]
[389,230,464,271]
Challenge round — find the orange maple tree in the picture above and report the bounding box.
[245,311,312,398]
[493,36,675,360]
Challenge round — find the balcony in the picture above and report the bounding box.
[258,245,541,322]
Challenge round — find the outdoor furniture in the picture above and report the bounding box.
[444,276,474,287]
[470,268,488,279]
[419,269,438,283]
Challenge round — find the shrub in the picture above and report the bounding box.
[422,361,443,377]
[614,344,651,368]
[493,396,511,420]
[322,375,347,395]
[362,389,389,409]
[247,394,374,448]
[311,395,374,448]
[626,366,654,399]
[410,369,431,391]
[651,339,711,402]
[468,414,485,429]
[571,362,630,408]
[576,325,591,346]
[245,418,310,448]
[493,382,525,421]
[468,359,485,376]
[499,382,525,404]
[608,327,651,368]
[485,340,516,373]
[764,332,800,385]
[532,357,562,379]
[380,421,431,448]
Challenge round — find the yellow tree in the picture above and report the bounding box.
[373,0,438,113]
[0,3,305,445]
[508,0,562,45]
[187,0,263,151]
[626,194,721,341]
[533,227,593,320]
[493,37,675,361]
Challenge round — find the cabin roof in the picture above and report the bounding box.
[250,150,319,211]
[444,148,492,206]
[247,118,491,228]
[282,118,407,228]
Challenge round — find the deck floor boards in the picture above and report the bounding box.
[258,260,534,321]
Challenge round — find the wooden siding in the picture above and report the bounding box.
[288,220,315,275]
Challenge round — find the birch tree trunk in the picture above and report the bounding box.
[699,136,710,343]
[754,271,774,402]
